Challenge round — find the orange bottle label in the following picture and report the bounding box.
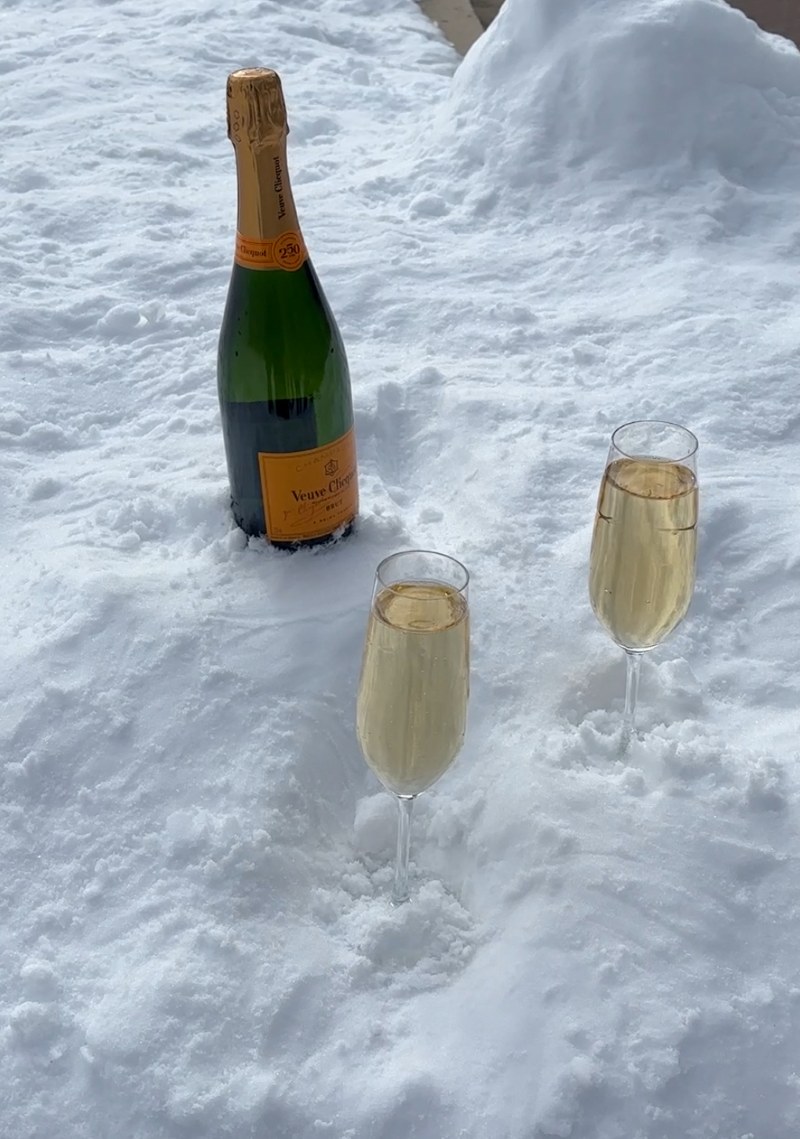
[235,230,307,271]
[258,428,358,543]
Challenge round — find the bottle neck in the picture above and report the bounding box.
[233,134,307,271]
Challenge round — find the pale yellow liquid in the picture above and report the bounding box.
[589,458,698,651]
[356,582,469,797]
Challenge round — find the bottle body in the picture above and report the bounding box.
[217,69,358,546]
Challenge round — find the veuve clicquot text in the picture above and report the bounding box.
[588,457,698,651]
[217,68,358,545]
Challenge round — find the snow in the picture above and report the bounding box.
[2,0,800,1135]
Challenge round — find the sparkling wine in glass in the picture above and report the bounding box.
[588,420,699,744]
[356,550,470,904]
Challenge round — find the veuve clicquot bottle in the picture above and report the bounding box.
[217,68,358,546]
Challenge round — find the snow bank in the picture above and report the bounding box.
[3,0,800,1136]
[440,0,800,186]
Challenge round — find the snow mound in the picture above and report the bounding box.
[442,0,800,185]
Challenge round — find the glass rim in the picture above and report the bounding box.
[375,548,470,596]
[611,419,698,463]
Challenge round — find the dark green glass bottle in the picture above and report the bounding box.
[217,68,358,546]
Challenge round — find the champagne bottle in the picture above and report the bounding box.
[217,68,358,545]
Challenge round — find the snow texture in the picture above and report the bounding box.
[2,0,800,1136]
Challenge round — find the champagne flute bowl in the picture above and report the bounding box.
[588,420,699,746]
[356,550,470,904]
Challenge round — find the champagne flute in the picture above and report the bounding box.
[356,550,470,904]
[588,420,699,745]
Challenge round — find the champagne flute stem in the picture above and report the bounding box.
[622,650,642,747]
[392,795,415,905]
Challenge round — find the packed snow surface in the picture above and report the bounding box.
[2,0,800,1135]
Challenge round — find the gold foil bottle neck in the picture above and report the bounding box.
[227,68,289,148]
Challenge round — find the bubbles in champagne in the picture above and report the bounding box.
[589,458,698,651]
[356,582,469,797]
